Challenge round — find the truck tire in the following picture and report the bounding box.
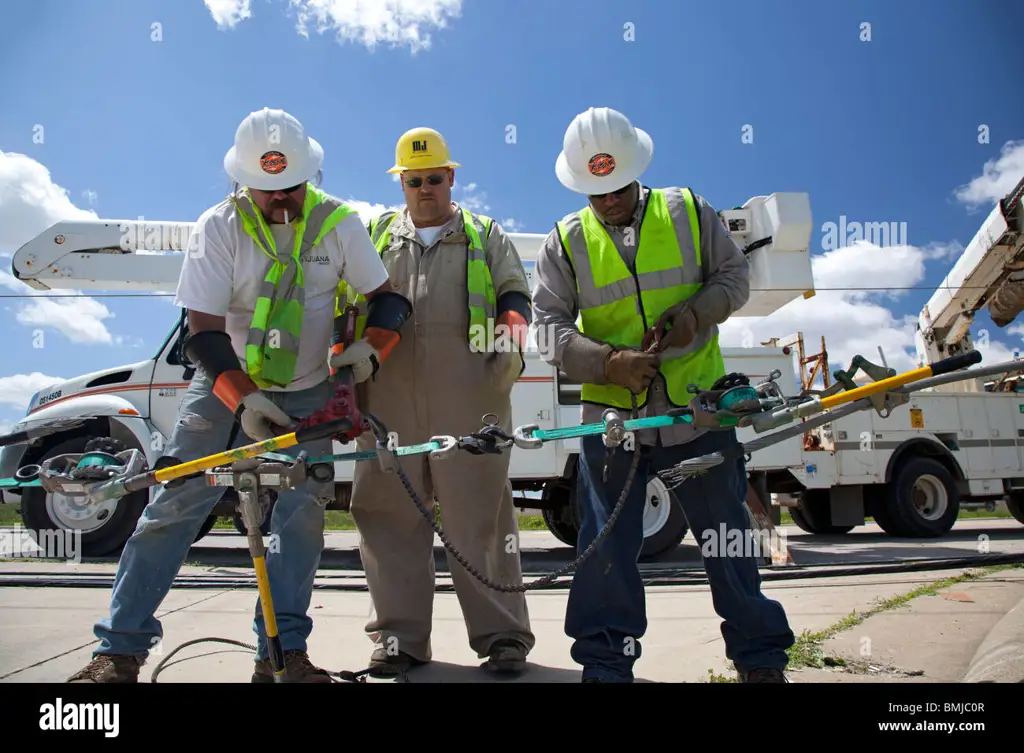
[1006,493,1024,525]
[640,476,690,559]
[195,514,218,541]
[880,457,960,538]
[540,480,578,548]
[790,489,854,535]
[538,474,690,559]
[21,435,218,557]
[231,504,274,536]
[20,435,150,558]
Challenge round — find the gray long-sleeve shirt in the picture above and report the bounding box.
[531,183,751,447]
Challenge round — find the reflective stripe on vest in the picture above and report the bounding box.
[233,185,355,388]
[556,187,726,409]
[346,208,497,351]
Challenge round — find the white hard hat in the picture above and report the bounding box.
[223,108,324,191]
[555,107,653,195]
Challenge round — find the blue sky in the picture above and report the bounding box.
[1,0,1022,433]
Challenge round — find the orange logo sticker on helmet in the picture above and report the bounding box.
[588,153,616,176]
[260,151,288,174]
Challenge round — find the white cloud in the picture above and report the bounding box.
[0,372,65,410]
[204,0,252,29]
[342,198,405,223]
[0,151,121,345]
[954,140,1024,211]
[204,0,463,52]
[719,239,1024,388]
[455,182,490,213]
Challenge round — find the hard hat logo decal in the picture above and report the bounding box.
[588,153,616,176]
[412,139,428,152]
[260,151,288,174]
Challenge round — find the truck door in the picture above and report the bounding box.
[149,309,195,444]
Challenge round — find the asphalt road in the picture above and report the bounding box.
[176,517,1024,572]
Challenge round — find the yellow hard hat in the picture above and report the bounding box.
[387,127,462,173]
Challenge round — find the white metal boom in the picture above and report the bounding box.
[915,175,1024,366]
[10,193,817,318]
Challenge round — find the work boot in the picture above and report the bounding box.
[483,639,528,675]
[66,655,143,683]
[738,667,788,683]
[251,650,333,683]
[367,647,426,678]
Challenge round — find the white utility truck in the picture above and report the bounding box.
[770,176,1024,537]
[0,191,817,559]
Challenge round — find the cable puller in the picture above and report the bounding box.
[0,307,1003,681]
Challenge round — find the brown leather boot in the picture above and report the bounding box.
[67,655,143,683]
[251,650,333,683]
[483,639,528,675]
[367,647,427,678]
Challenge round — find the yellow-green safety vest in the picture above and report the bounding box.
[232,184,357,388]
[344,208,498,352]
[556,187,726,410]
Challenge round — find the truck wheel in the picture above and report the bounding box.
[790,489,854,535]
[20,435,149,558]
[231,505,273,536]
[540,480,579,547]
[883,457,960,537]
[639,476,689,559]
[1006,493,1024,525]
[195,515,218,541]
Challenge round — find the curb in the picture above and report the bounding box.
[962,592,1024,683]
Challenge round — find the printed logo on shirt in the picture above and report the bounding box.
[300,253,330,265]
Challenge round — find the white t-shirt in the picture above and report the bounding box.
[173,198,389,392]
[416,225,443,247]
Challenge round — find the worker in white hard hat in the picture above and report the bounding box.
[531,107,795,683]
[340,126,536,677]
[67,107,410,684]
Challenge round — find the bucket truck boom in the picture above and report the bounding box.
[915,175,1024,371]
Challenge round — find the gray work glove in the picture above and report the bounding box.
[238,392,296,442]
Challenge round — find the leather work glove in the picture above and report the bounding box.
[643,304,698,353]
[328,341,379,384]
[604,348,660,394]
[238,392,297,442]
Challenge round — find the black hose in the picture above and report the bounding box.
[2,551,1021,591]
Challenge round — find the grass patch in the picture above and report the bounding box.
[785,563,1024,671]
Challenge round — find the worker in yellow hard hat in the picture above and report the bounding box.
[336,126,536,677]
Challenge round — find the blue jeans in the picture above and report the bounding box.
[93,370,333,662]
[565,428,795,682]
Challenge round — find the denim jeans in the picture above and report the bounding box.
[565,428,795,682]
[93,369,333,662]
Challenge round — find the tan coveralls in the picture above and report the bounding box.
[349,203,536,662]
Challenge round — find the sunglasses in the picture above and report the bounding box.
[404,174,446,188]
[253,182,305,195]
[589,183,633,200]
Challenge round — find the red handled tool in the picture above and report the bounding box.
[294,304,372,444]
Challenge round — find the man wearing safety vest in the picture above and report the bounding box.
[532,107,795,683]
[67,108,409,683]
[342,127,536,677]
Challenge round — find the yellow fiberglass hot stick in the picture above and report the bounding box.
[84,411,358,504]
[816,350,982,411]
